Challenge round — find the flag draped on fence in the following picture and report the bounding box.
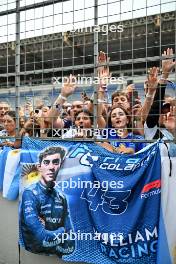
[0,146,20,200]
[0,137,175,263]
[18,137,170,264]
[3,148,21,200]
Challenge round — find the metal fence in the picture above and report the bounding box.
[0,0,175,143]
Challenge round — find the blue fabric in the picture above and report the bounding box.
[108,131,146,152]
[19,137,164,263]
[19,181,75,256]
[0,146,12,190]
[5,165,20,200]
[0,131,16,144]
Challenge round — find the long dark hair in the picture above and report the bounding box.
[4,110,16,123]
[107,105,132,131]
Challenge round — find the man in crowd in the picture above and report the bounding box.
[46,75,85,137]
[19,146,75,256]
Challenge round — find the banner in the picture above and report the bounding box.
[0,146,20,200]
[2,148,20,200]
[18,137,166,263]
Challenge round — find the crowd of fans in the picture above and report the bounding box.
[0,48,175,154]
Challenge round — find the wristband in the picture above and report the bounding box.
[97,99,105,103]
[146,93,154,99]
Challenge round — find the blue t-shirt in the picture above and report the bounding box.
[0,130,16,145]
[108,130,146,153]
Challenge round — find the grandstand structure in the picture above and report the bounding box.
[0,10,175,91]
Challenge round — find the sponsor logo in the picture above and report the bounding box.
[142,180,161,193]
[141,180,161,199]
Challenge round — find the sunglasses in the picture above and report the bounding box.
[0,107,9,111]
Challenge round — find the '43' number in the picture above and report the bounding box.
[81,187,131,215]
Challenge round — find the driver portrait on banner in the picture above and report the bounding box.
[19,146,75,257]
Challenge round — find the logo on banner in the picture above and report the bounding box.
[141,180,161,199]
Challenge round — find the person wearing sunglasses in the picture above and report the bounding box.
[19,146,75,256]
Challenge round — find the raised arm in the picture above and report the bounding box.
[97,51,111,128]
[46,75,77,128]
[141,67,158,124]
[146,48,175,128]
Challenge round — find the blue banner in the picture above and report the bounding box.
[18,137,164,263]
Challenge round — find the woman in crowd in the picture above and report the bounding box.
[0,111,17,147]
[104,105,146,154]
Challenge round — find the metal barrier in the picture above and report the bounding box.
[0,0,175,144]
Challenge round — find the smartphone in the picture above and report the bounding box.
[128,90,138,107]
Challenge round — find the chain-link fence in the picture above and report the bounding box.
[0,0,176,148]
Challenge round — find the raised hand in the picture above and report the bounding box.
[2,141,15,147]
[115,144,135,154]
[97,51,111,89]
[61,74,77,98]
[145,67,159,95]
[162,48,175,79]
